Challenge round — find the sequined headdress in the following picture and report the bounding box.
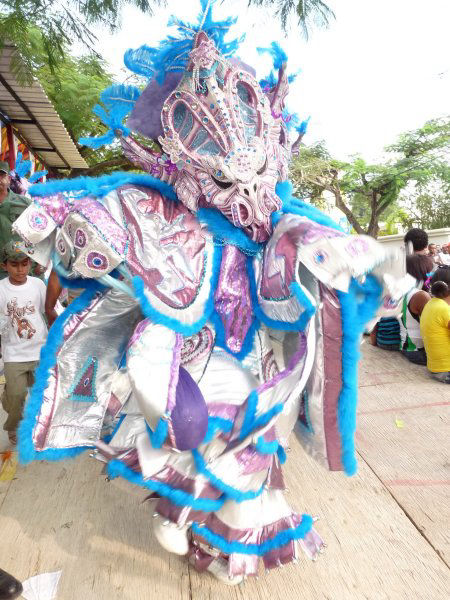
[81,0,308,242]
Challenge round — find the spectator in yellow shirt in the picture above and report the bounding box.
[420,266,450,384]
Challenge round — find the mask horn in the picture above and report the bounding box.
[270,63,289,116]
[120,135,179,184]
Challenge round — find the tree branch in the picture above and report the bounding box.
[326,185,365,234]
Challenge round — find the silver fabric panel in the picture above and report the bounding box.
[43,290,141,449]
[294,263,329,467]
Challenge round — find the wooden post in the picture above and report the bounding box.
[5,124,15,170]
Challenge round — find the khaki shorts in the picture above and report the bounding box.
[1,360,38,432]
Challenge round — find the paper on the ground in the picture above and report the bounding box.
[395,418,404,428]
[21,571,62,600]
[0,451,18,481]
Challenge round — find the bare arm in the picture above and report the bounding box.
[45,270,63,327]
[409,290,431,318]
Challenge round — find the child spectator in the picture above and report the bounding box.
[399,254,431,365]
[420,267,450,384]
[0,241,47,445]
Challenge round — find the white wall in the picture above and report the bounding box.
[377,228,450,252]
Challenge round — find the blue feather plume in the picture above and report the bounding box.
[29,170,48,184]
[257,41,288,70]
[259,67,300,94]
[79,84,140,149]
[14,152,32,178]
[124,45,156,78]
[124,0,243,84]
[296,116,311,135]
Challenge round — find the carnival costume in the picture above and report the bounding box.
[13,1,411,585]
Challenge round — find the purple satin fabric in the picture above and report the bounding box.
[192,512,322,576]
[319,283,344,471]
[214,246,253,353]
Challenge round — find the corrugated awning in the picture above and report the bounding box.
[0,45,88,170]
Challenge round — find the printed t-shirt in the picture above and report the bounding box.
[0,276,47,362]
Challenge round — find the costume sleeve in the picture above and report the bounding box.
[253,213,414,328]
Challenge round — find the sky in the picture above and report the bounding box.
[92,0,450,162]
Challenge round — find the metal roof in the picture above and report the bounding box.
[0,45,88,170]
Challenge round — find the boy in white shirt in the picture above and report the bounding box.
[0,241,47,445]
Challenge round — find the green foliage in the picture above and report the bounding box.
[1,0,333,83]
[31,34,136,175]
[291,117,450,237]
[0,0,161,83]
[397,191,450,231]
[249,0,335,36]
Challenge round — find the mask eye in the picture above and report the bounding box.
[257,157,267,175]
[211,175,233,190]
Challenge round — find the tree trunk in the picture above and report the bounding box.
[366,191,379,238]
[328,186,365,234]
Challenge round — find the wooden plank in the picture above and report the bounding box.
[188,440,449,600]
[0,456,190,600]
[358,342,431,388]
[357,406,450,565]
[358,381,448,414]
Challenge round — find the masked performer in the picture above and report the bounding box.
[13,0,411,585]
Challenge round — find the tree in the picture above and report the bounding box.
[32,33,136,176]
[0,0,333,82]
[0,0,161,83]
[249,0,334,36]
[397,191,450,231]
[290,117,450,237]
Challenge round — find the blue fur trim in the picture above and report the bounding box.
[210,310,259,361]
[197,208,262,255]
[240,399,284,444]
[203,416,233,443]
[251,403,284,433]
[277,445,287,464]
[192,449,265,502]
[29,172,177,202]
[255,436,279,454]
[275,181,344,232]
[132,244,222,336]
[146,420,168,449]
[107,459,225,511]
[274,181,384,476]
[337,275,382,475]
[18,281,105,465]
[192,514,314,556]
[248,258,316,332]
